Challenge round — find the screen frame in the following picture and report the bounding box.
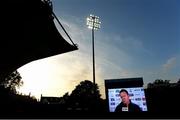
[107,87,148,112]
[104,77,147,112]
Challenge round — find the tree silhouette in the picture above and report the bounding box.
[0,70,23,93]
[68,80,101,111]
[62,92,70,101]
[147,79,171,88]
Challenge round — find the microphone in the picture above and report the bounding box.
[122,107,128,111]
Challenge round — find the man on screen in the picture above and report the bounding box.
[115,89,142,112]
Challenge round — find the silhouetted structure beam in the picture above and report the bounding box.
[0,0,78,81]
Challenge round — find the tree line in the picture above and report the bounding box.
[0,71,180,117]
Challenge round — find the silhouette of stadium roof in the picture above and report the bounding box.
[0,0,78,80]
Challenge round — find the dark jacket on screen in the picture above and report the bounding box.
[115,100,142,112]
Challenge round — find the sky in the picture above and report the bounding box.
[17,0,180,100]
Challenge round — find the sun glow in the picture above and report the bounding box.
[17,57,69,99]
[17,52,106,100]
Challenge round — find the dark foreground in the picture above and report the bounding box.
[0,102,180,119]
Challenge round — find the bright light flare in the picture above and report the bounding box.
[86,14,101,30]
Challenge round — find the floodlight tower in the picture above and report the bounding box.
[86,14,101,85]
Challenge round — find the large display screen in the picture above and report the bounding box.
[107,87,148,112]
[104,77,148,112]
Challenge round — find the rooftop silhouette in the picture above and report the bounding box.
[0,0,78,81]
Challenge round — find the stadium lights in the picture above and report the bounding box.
[86,14,101,85]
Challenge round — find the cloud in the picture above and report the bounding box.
[162,57,177,73]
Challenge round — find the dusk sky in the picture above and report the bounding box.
[18,0,180,99]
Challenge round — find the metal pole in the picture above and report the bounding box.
[87,14,101,86]
[92,18,95,85]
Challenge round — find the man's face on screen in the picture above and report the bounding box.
[120,92,130,105]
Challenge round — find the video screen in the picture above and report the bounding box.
[104,77,148,112]
[107,87,148,112]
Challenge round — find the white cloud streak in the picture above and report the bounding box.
[162,57,177,74]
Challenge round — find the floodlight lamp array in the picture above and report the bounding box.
[86,14,101,30]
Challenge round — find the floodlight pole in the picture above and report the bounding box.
[92,17,95,85]
[87,15,101,86]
